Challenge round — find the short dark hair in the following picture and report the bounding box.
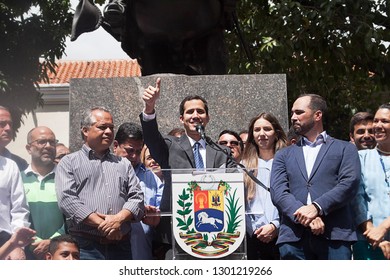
[287,126,302,145]
[298,93,328,117]
[218,129,244,151]
[115,122,143,144]
[179,95,208,116]
[378,103,390,111]
[48,235,79,255]
[349,112,374,134]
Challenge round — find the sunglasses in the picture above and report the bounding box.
[0,121,12,128]
[122,146,142,155]
[218,140,239,147]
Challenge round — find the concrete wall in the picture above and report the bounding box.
[69,74,288,151]
[8,74,288,162]
[7,88,70,162]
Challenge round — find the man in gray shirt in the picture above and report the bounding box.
[55,106,145,260]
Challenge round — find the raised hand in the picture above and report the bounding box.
[142,77,161,114]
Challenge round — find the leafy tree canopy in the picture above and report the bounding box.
[0,0,72,135]
[226,0,390,139]
[1,0,389,140]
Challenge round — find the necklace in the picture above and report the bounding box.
[376,146,390,155]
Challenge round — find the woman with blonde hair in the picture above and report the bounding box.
[241,112,287,260]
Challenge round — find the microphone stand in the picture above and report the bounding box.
[203,136,270,192]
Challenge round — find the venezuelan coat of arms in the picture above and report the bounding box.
[172,172,245,259]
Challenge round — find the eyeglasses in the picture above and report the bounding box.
[0,121,12,128]
[29,139,59,147]
[218,140,239,147]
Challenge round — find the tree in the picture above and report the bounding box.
[0,0,72,135]
[226,0,390,139]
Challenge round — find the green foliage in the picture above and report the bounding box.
[176,188,194,232]
[226,0,390,139]
[0,0,72,135]
[225,188,243,234]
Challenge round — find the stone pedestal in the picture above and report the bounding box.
[69,74,288,150]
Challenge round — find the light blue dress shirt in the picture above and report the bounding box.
[352,148,390,241]
[130,163,164,259]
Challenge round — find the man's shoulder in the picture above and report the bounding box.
[0,155,20,174]
[0,154,16,166]
[275,144,296,157]
[328,137,358,150]
[4,150,28,171]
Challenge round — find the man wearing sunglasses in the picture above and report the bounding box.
[217,130,244,163]
[22,126,65,259]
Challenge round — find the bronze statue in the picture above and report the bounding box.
[71,0,237,75]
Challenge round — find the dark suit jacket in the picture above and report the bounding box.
[140,114,235,210]
[140,114,235,244]
[270,136,360,244]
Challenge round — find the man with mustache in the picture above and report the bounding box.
[22,126,65,259]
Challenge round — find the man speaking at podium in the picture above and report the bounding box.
[140,77,235,258]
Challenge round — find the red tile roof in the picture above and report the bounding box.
[40,59,141,84]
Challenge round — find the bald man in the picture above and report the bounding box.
[22,126,65,259]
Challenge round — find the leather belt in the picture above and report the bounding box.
[70,231,129,245]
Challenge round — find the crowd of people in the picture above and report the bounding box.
[0,77,389,260]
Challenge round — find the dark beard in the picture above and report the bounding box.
[293,119,315,136]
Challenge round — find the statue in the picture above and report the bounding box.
[71,0,237,75]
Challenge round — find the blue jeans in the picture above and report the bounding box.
[73,235,132,260]
[279,231,352,260]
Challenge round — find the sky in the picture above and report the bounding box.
[62,0,129,60]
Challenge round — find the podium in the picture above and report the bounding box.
[158,168,247,260]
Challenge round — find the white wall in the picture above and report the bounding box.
[8,98,70,163]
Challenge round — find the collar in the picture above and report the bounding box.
[187,136,206,149]
[82,144,111,160]
[24,164,56,178]
[133,162,146,173]
[302,131,328,147]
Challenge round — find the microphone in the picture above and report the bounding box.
[195,124,206,140]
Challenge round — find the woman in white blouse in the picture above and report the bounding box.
[241,112,287,260]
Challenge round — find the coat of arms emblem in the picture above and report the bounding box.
[172,172,245,259]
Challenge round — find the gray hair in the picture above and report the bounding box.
[80,106,111,140]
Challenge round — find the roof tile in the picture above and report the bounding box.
[39,59,141,84]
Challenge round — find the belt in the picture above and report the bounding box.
[70,231,129,245]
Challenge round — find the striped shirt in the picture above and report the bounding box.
[55,144,144,237]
